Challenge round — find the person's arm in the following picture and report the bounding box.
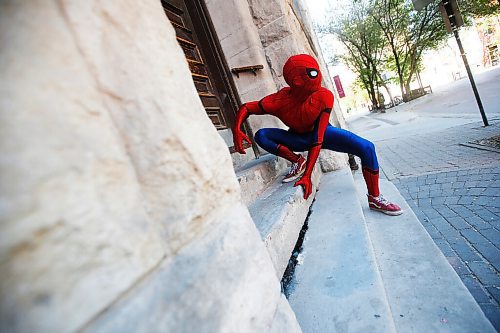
[232,101,265,154]
[294,109,331,199]
[294,90,334,199]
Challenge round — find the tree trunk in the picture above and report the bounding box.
[416,71,423,89]
[376,72,393,105]
[399,77,406,102]
[369,81,378,110]
[404,82,411,101]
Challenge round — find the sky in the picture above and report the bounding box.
[301,0,350,63]
[303,0,332,25]
[302,0,365,112]
[303,0,355,25]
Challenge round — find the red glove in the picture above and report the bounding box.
[293,107,331,199]
[232,102,262,154]
[294,145,320,200]
[233,129,251,154]
[295,175,313,199]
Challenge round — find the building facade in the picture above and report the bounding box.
[0,0,346,331]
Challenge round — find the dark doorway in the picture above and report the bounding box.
[161,0,253,153]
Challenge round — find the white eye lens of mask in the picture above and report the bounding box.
[310,70,318,77]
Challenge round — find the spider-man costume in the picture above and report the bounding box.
[233,54,401,215]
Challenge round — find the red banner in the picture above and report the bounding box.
[333,75,345,98]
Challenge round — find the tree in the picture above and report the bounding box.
[403,3,447,96]
[370,0,447,101]
[459,0,500,18]
[320,1,389,109]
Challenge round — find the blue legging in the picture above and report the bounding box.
[254,124,379,170]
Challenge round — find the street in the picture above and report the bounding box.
[347,66,500,330]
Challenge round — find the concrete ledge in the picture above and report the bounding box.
[460,142,500,154]
[249,165,320,279]
[353,173,496,333]
[287,167,396,333]
[237,154,288,206]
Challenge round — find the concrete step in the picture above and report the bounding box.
[248,165,321,279]
[353,172,496,332]
[236,154,288,206]
[287,167,396,332]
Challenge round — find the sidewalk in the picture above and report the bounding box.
[374,120,500,330]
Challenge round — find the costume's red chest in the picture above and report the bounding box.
[262,88,326,133]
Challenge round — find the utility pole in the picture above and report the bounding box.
[452,29,489,126]
[440,0,489,126]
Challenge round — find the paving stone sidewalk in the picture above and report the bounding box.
[374,120,500,331]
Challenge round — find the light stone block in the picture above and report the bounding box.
[219,26,260,61]
[269,294,303,333]
[237,154,288,206]
[319,150,349,173]
[207,0,283,137]
[288,168,396,333]
[51,0,243,251]
[0,1,167,331]
[83,204,301,333]
[207,0,260,42]
[250,165,321,279]
[258,16,292,48]
[0,1,301,332]
[247,0,286,29]
[224,44,276,99]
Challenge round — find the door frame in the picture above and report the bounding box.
[182,0,259,156]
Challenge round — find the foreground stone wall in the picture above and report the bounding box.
[0,0,300,332]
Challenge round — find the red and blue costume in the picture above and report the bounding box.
[233,54,401,215]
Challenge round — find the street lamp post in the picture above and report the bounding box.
[439,0,489,126]
[413,0,489,127]
[452,29,489,126]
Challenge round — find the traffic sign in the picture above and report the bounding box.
[412,0,433,11]
[439,0,464,33]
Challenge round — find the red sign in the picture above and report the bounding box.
[333,75,345,98]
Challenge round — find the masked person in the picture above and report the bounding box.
[233,54,402,216]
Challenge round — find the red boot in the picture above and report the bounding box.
[276,144,307,183]
[368,194,403,216]
[282,155,306,183]
[363,167,402,216]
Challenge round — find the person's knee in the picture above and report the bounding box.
[254,128,267,146]
[356,139,375,159]
[364,140,375,153]
[359,140,378,167]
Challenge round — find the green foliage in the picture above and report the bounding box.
[319,0,387,107]
[318,0,450,101]
[458,0,500,18]
[371,0,447,98]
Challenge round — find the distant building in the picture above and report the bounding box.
[476,15,500,66]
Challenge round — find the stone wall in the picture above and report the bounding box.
[0,0,300,332]
[207,0,346,170]
[247,0,348,170]
[206,0,287,160]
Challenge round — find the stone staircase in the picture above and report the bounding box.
[237,155,495,332]
[236,153,320,279]
[236,154,288,206]
[286,167,496,332]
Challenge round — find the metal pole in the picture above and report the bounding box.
[453,29,489,126]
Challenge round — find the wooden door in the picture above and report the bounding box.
[161,0,238,131]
